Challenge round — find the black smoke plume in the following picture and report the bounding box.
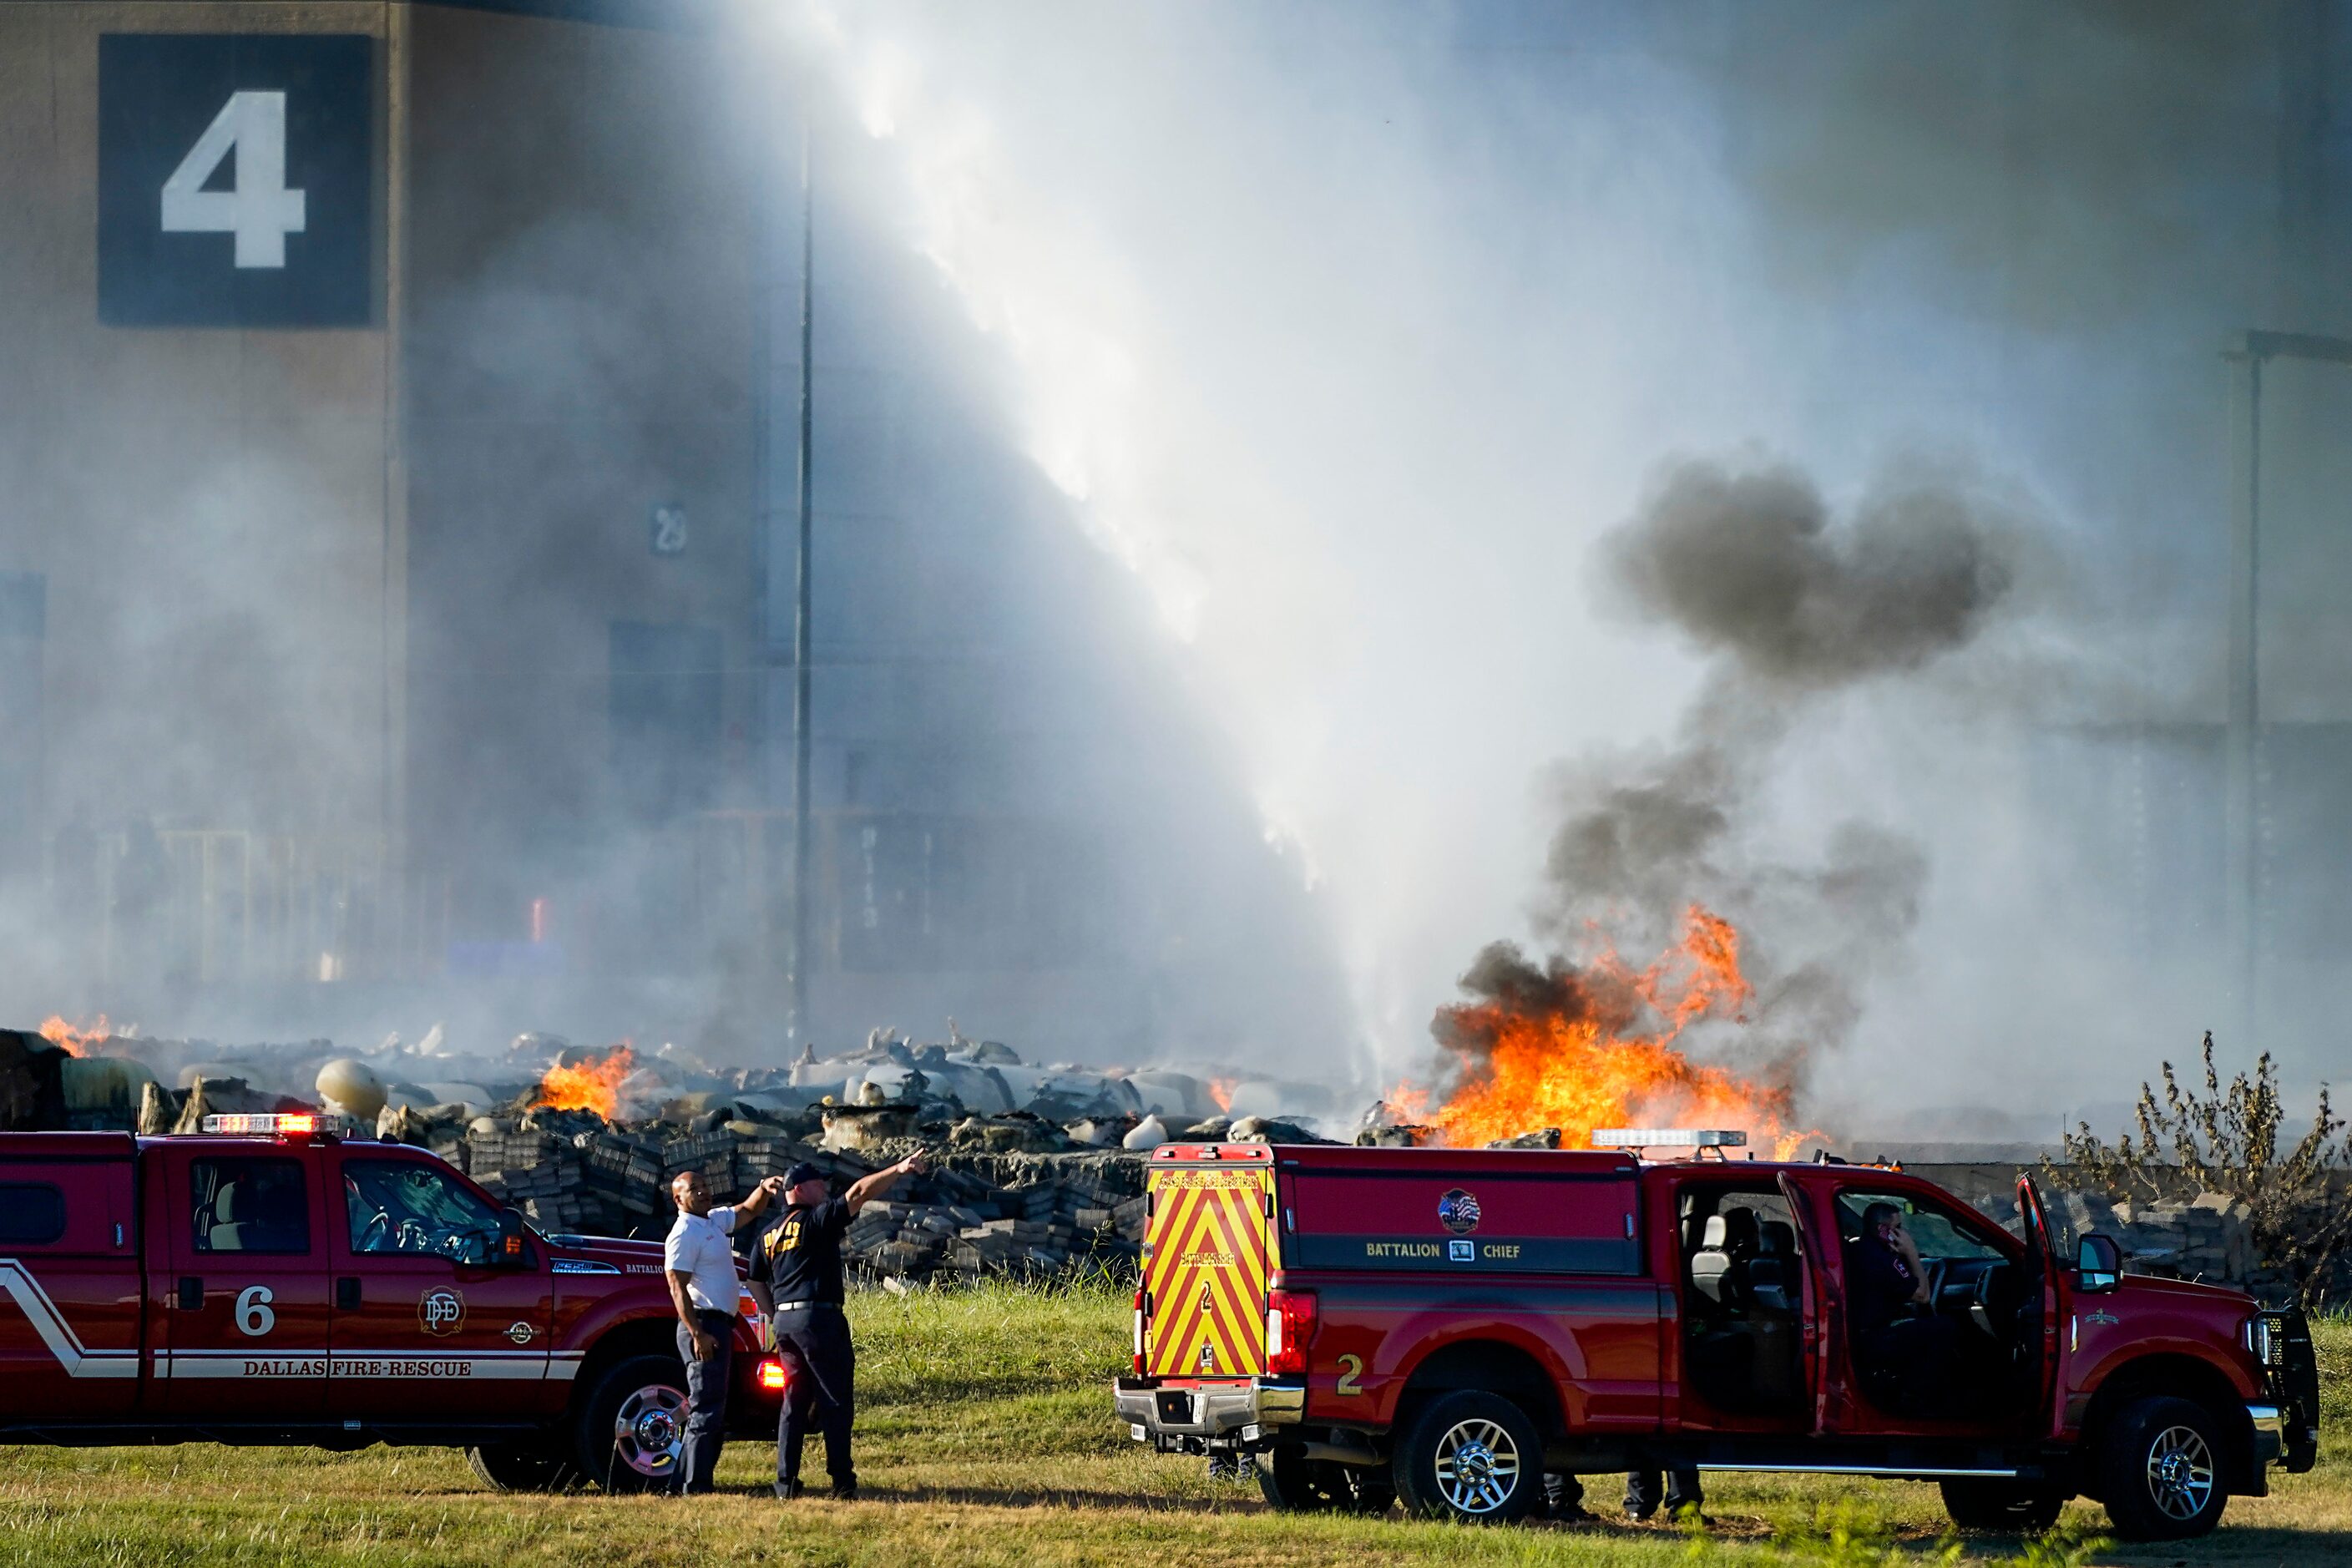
[1434,453,2029,1102]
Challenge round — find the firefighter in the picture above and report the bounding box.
[1851,1201,1960,1414]
[1624,1466,1704,1522]
[748,1153,929,1500]
[662,1169,787,1494]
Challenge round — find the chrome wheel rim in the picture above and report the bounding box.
[2145,1424,2215,1521]
[612,1383,687,1478]
[1431,1417,1521,1515]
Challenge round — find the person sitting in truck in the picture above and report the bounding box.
[1849,1201,1960,1414]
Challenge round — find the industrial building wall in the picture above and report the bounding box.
[0,3,401,1009]
[400,1,759,969]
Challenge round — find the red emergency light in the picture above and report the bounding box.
[756,1358,788,1393]
[199,1112,343,1140]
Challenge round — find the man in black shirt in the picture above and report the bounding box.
[1849,1201,1958,1414]
[748,1151,928,1500]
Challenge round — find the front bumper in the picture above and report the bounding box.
[2248,1403,2284,1466]
[1114,1378,1304,1448]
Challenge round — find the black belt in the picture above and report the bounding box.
[772,1300,843,1313]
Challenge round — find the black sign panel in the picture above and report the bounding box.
[99,34,375,326]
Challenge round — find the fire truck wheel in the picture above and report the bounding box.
[576,1353,691,1494]
[2097,1395,2228,1540]
[1937,1478,2062,1532]
[1257,1444,1397,1514]
[1392,1390,1543,1524]
[466,1441,580,1493]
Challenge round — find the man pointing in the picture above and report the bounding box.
[748,1151,928,1500]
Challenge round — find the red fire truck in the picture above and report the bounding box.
[1114,1137,2322,1540]
[0,1118,783,1490]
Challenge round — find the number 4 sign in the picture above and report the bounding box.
[160,92,307,269]
[98,33,373,327]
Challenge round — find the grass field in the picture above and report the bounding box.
[2,1287,2344,1567]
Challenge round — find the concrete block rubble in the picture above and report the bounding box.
[1,1019,1333,1287]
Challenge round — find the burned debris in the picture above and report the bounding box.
[6,1019,1333,1288]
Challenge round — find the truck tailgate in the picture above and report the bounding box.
[1142,1150,1274,1379]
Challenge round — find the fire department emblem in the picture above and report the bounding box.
[1438,1188,1482,1236]
[418,1288,467,1338]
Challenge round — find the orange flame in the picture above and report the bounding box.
[38,1014,110,1058]
[531,1044,635,1120]
[1206,1076,1237,1114]
[1400,906,1818,1161]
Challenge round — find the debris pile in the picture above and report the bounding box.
[2024,1188,2261,1286]
[7,1019,1334,1287]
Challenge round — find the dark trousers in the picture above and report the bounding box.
[1860,1313,1961,1416]
[1626,1466,1702,1517]
[775,1305,857,1491]
[675,1309,733,1493]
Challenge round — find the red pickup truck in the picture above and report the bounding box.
[0,1118,782,1490]
[1114,1141,2322,1540]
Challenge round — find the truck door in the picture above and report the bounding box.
[2016,1175,2062,1431]
[1142,1148,1275,1378]
[0,1134,139,1419]
[328,1151,554,1417]
[154,1142,331,1416]
[1774,1172,1852,1434]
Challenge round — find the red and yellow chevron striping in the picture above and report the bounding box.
[1142,1167,1272,1378]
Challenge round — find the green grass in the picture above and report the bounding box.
[0,1292,2344,1566]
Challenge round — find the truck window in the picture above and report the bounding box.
[345,1159,501,1262]
[191,1158,311,1254]
[0,1182,65,1245]
[1834,1190,2003,1261]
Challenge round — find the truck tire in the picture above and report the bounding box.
[1258,1444,1396,1514]
[1939,1478,2062,1532]
[1391,1390,1543,1524]
[574,1353,690,1495]
[2097,1395,2228,1540]
[466,1441,580,1493]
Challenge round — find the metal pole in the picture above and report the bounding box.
[2223,342,2261,1048]
[788,113,815,1045]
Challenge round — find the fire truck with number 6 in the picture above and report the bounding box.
[0,1117,783,1489]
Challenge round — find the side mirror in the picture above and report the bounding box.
[496,1208,530,1268]
[2076,1232,2122,1294]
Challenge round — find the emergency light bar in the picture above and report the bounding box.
[1591,1129,1747,1148]
[200,1112,345,1138]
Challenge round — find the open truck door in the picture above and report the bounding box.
[2016,1175,2062,1431]
[1141,1145,1277,1380]
[1775,1171,1852,1435]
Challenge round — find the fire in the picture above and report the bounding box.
[38,1014,110,1058]
[532,1044,635,1120]
[1206,1076,1237,1114]
[1400,906,1818,1160]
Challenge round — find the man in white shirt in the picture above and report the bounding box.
[664,1168,785,1493]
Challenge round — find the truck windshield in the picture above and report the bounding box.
[1833,1190,2005,1261]
[345,1160,502,1262]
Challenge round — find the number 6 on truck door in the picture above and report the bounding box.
[154,1146,331,1416]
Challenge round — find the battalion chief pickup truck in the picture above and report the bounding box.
[0,1116,784,1490]
[1114,1137,2322,1540]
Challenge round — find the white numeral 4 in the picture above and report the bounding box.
[160,91,306,268]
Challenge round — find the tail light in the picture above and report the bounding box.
[756,1357,788,1393]
[1132,1287,1149,1375]
[1265,1288,1318,1377]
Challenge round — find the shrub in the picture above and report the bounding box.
[2048,1031,2349,1308]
